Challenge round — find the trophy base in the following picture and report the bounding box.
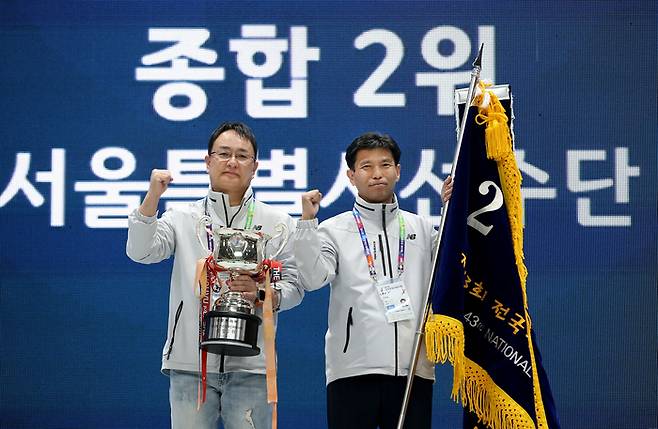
[201,311,262,357]
[201,340,261,357]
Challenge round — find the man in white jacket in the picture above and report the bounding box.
[126,122,304,429]
[294,132,452,429]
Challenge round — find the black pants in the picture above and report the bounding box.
[326,374,433,429]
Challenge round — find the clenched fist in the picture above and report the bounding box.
[148,169,173,199]
[301,189,323,220]
[139,169,173,217]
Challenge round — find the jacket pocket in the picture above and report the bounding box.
[342,307,353,353]
[165,300,184,360]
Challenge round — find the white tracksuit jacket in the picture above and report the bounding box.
[126,187,304,375]
[294,195,438,385]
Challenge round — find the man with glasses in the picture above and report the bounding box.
[127,121,304,429]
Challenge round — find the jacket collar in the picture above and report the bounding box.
[353,194,399,225]
[206,187,255,227]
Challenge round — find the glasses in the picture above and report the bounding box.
[209,151,255,165]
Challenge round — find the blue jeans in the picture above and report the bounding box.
[169,370,272,429]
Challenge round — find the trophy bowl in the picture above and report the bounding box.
[212,228,265,273]
[196,221,288,356]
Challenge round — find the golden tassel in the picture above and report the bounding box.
[474,85,549,428]
[425,314,465,400]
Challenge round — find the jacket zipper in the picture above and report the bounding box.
[342,307,353,353]
[378,235,387,277]
[381,204,398,376]
[394,323,399,377]
[381,205,394,277]
[165,300,184,360]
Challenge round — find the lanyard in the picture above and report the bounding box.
[352,207,405,282]
[244,199,255,230]
[204,197,256,229]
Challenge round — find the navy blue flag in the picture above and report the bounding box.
[425,85,560,429]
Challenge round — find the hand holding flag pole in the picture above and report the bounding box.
[395,43,484,429]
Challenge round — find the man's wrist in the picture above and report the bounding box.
[139,191,161,217]
[256,286,281,312]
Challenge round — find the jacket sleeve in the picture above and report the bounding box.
[431,221,439,255]
[126,208,176,264]
[293,218,338,291]
[273,215,305,312]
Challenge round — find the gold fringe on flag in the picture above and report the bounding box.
[461,357,536,429]
[475,83,549,429]
[425,314,536,429]
[425,83,550,429]
[425,314,465,399]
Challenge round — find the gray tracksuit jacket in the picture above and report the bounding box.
[294,195,437,385]
[126,187,303,375]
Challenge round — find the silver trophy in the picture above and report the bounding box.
[196,216,287,356]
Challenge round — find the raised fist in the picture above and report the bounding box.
[148,169,173,199]
[301,189,323,220]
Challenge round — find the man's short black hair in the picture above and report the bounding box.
[207,121,258,158]
[345,132,401,170]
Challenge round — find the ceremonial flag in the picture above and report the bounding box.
[425,84,560,429]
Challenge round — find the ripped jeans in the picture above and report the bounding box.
[169,370,271,429]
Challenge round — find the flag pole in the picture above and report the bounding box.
[395,44,483,429]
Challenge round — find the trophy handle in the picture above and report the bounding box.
[265,223,289,260]
[196,214,213,254]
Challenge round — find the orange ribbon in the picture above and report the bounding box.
[193,255,280,425]
[195,255,223,409]
[261,259,278,429]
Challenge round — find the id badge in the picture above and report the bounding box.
[375,278,414,323]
